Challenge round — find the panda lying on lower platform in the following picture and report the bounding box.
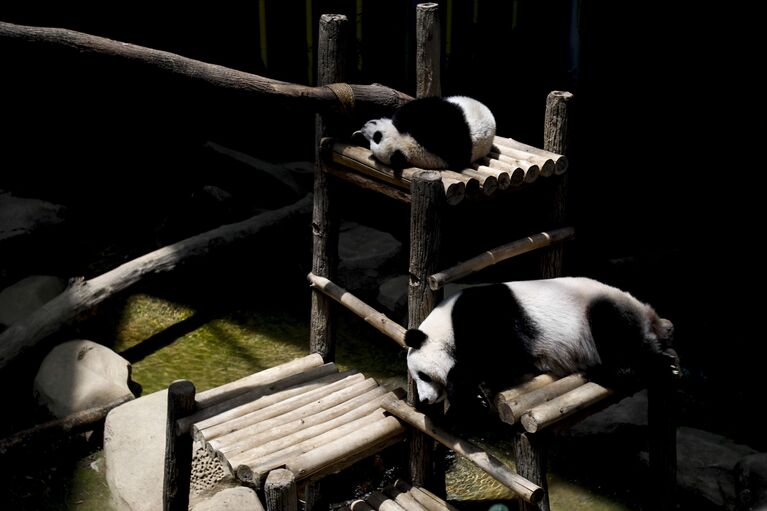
[352,95,496,170]
[405,277,680,416]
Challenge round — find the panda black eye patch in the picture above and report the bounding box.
[417,371,433,383]
[373,131,383,143]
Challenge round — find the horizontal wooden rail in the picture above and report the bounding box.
[0,20,412,116]
[307,273,407,348]
[428,227,576,290]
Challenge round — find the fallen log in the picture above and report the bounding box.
[0,194,313,372]
[0,21,412,116]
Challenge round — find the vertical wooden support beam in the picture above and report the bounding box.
[310,14,347,362]
[649,376,677,510]
[265,469,298,511]
[512,432,550,511]
[163,380,196,511]
[408,170,445,493]
[539,90,574,279]
[416,3,441,98]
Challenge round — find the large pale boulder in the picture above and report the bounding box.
[34,340,135,418]
[0,191,66,244]
[191,487,263,511]
[338,222,402,292]
[0,275,66,328]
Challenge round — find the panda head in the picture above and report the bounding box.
[404,328,453,404]
[352,117,445,170]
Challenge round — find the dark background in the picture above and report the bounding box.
[0,0,759,452]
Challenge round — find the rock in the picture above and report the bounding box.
[338,222,402,292]
[736,452,767,510]
[0,190,66,244]
[104,389,232,511]
[565,389,648,437]
[0,275,66,328]
[34,340,135,418]
[377,275,409,313]
[191,487,264,511]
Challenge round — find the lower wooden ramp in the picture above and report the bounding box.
[179,354,407,488]
[343,479,458,511]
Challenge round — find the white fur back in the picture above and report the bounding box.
[446,96,496,161]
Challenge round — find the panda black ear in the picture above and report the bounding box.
[351,130,370,148]
[404,329,427,349]
[390,150,408,170]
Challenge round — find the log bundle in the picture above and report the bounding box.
[340,480,460,511]
[183,354,407,488]
[493,373,615,433]
[323,135,566,205]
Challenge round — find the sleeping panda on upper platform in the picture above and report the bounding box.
[352,95,496,170]
[405,277,680,415]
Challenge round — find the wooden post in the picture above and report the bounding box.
[512,432,550,511]
[163,380,196,511]
[416,3,441,98]
[310,14,347,363]
[265,469,298,511]
[538,90,574,279]
[408,170,445,493]
[648,375,677,510]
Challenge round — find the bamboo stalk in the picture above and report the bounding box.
[383,484,429,511]
[366,491,408,511]
[520,382,614,433]
[212,378,380,457]
[202,372,367,444]
[491,142,557,177]
[235,409,389,485]
[307,273,407,348]
[496,373,587,425]
[459,169,497,196]
[428,227,576,290]
[441,170,479,195]
[349,501,375,511]
[0,21,412,117]
[493,374,557,417]
[229,389,405,469]
[493,136,568,174]
[487,152,539,182]
[470,164,510,190]
[0,195,313,372]
[393,481,459,511]
[190,368,349,440]
[330,143,466,205]
[324,164,411,204]
[179,362,338,434]
[477,157,526,186]
[285,416,406,481]
[382,397,543,504]
[195,353,325,408]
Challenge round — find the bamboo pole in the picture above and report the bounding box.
[495,373,587,425]
[265,469,298,511]
[393,480,460,511]
[350,500,375,511]
[195,353,325,408]
[487,152,540,183]
[476,157,526,186]
[428,227,575,290]
[470,164,510,190]
[493,136,568,175]
[192,369,352,440]
[538,91,574,279]
[520,382,614,433]
[491,142,557,177]
[311,14,347,363]
[0,195,313,372]
[383,484,430,511]
[330,144,466,205]
[0,21,412,116]
[203,373,368,445]
[324,164,411,204]
[382,397,543,504]
[441,170,479,196]
[460,169,497,196]
[493,374,558,407]
[236,409,390,485]
[307,273,407,348]
[163,380,195,511]
[416,3,441,98]
[285,416,407,481]
[229,389,404,469]
[366,491,407,511]
[181,362,338,434]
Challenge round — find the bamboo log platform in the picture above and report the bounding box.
[323,137,566,205]
[493,373,616,433]
[339,480,462,511]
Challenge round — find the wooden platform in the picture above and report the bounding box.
[177,354,407,488]
[341,479,460,511]
[322,135,568,205]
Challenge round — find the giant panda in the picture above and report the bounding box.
[352,95,496,170]
[404,277,679,416]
